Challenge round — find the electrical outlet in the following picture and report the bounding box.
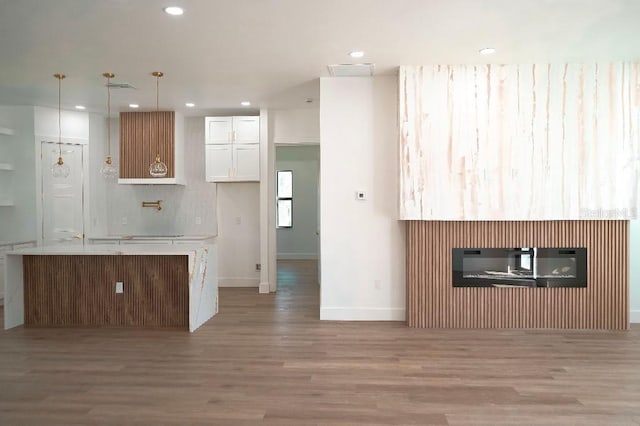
[256,263,261,271]
[121,217,127,225]
[195,216,202,225]
[235,216,241,225]
[115,281,124,294]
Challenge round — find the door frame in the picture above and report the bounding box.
[36,137,90,246]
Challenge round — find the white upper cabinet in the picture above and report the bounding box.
[205,116,259,145]
[233,144,260,181]
[232,116,260,143]
[204,116,260,182]
[205,144,233,181]
[205,117,233,144]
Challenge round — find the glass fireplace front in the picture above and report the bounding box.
[452,248,587,288]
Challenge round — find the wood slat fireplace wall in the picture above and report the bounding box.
[407,220,628,329]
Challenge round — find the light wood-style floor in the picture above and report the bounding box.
[1,260,640,425]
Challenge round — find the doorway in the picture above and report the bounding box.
[40,141,85,245]
[275,145,320,294]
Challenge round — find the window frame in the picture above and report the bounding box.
[276,169,293,228]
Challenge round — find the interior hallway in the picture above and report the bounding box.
[1,260,640,425]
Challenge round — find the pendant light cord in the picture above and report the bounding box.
[106,75,111,156]
[156,73,160,157]
[53,73,66,159]
[58,75,62,157]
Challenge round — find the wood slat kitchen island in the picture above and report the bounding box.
[3,243,217,332]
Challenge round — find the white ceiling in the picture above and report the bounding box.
[1,0,639,116]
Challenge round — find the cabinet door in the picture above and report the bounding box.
[205,117,233,144]
[233,144,260,181]
[232,116,259,144]
[205,144,233,181]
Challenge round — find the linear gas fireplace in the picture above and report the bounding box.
[452,248,587,288]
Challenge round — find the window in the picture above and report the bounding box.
[276,170,293,228]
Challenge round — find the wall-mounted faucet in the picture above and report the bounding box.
[142,200,162,211]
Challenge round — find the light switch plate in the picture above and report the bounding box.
[115,281,124,294]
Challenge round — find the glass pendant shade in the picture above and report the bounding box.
[149,71,168,177]
[149,154,168,177]
[100,155,118,179]
[51,154,70,178]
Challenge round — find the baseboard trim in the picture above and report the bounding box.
[259,282,270,294]
[218,278,259,288]
[631,310,640,323]
[276,253,318,260]
[320,307,405,321]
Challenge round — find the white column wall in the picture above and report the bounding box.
[319,76,406,321]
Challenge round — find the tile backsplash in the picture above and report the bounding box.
[105,117,217,236]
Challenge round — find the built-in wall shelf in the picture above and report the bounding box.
[0,126,14,136]
[0,126,14,209]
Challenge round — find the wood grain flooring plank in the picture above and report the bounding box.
[1,260,640,425]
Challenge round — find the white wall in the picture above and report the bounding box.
[272,108,320,144]
[34,107,89,142]
[217,182,261,287]
[276,145,319,259]
[103,116,217,237]
[630,220,640,323]
[319,76,406,321]
[0,106,36,243]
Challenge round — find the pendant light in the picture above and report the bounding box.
[100,72,118,179]
[149,71,168,178]
[51,73,71,178]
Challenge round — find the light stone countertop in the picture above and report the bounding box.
[87,234,216,241]
[6,243,213,256]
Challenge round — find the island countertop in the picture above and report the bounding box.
[86,234,216,242]
[4,242,218,332]
[6,243,211,256]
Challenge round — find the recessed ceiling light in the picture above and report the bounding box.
[74,105,85,110]
[241,101,251,106]
[479,47,496,55]
[185,102,195,107]
[349,50,365,58]
[129,103,139,109]
[163,6,184,16]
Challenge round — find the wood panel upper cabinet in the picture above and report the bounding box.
[205,116,259,182]
[119,111,185,185]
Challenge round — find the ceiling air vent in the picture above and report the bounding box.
[327,63,375,77]
[106,82,137,90]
